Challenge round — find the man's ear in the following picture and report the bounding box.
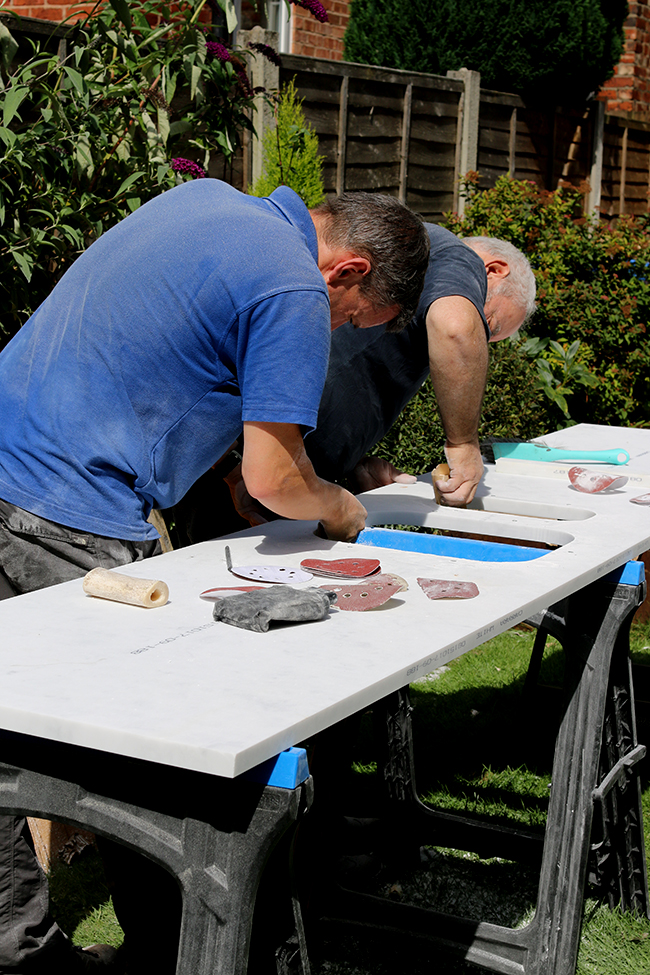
[322,255,372,286]
[484,256,510,281]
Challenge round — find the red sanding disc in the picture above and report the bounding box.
[301,557,381,579]
[321,574,405,611]
[568,467,628,494]
[418,578,480,600]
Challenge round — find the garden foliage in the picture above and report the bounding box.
[0,0,331,348]
[372,175,650,476]
[249,78,324,207]
[445,176,650,430]
[0,0,267,346]
[344,0,628,103]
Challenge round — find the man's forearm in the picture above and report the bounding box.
[427,296,488,448]
[241,421,367,540]
[426,296,489,505]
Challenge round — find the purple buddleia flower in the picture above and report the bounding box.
[247,42,282,67]
[171,158,207,179]
[234,68,255,98]
[206,41,232,61]
[290,0,328,23]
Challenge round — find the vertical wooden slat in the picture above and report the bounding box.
[547,107,557,188]
[508,107,517,178]
[398,83,413,204]
[336,75,349,196]
[619,125,629,216]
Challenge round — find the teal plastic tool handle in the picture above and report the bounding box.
[492,443,630,465]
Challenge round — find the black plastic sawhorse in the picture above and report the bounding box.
[316,562,649,975]
[0,734,312,975]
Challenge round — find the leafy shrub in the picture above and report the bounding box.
[445,176,650,429]
[369,337,548,475]
[344,0,628,103]
[249,77,325,207]
[0,0,268,347]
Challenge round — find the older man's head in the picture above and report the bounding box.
[463,237,536,342]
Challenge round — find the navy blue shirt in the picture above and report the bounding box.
[306,224,489,481]
[0,181,330,539]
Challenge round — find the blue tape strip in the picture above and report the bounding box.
[602,561,645,586]
[356,527,549,563]
[241,747,309,789]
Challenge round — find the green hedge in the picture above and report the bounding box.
[344,0,628,103]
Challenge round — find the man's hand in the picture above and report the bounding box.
[242,421,368,542]
[434,442,484,506]
[349,455,417,494]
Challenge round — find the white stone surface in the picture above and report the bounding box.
[1,423,650,778]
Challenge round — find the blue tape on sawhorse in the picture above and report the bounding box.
[601,560,646,586]
[242,747,309,789]
[356,527,549,562]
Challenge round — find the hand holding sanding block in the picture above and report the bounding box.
[431,462,450,504]
[82,567,169,608]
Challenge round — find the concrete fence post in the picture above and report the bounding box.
[447,67,480,216]
[587,99,605,220]
[240,27,280,190]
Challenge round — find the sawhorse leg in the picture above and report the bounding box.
[318,564,649,975]
[0,734,312,975]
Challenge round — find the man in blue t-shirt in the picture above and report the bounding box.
[0,180,429,974]
[305,227,536,506]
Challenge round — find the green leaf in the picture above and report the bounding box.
[169,119,192,137]
[12,250,33,282]
[0,23,18,73]
[2,85,29,127]
[157,106,170,145]
[215,0,238,34]
[0,126,16,148]
[75,132,94,179]
[108,0,132,33]
[112,171,144,198]
[63,66,86,97]
[125,196,141,213]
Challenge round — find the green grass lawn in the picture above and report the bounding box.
[49,619,650,974]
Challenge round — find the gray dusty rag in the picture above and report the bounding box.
[212,585,337,633]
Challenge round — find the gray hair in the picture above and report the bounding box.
[463,236,537,325]
[310,193,430,333]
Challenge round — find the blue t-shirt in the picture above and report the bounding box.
[0,181,331,539]
[305,223,489,481]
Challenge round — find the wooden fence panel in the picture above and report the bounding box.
[280,55,463,221]
[597,118,650,220]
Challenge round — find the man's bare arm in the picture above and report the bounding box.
[426,295,488,506]
[241,421,367,541]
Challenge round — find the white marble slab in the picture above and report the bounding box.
[1,423,650,779]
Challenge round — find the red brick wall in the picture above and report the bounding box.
[290,1,349,60]
[601,1,650,117]
[3,0,89,22]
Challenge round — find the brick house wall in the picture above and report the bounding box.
[289,1,349,60]
[601,0,650,117]
[3,0,86,23]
